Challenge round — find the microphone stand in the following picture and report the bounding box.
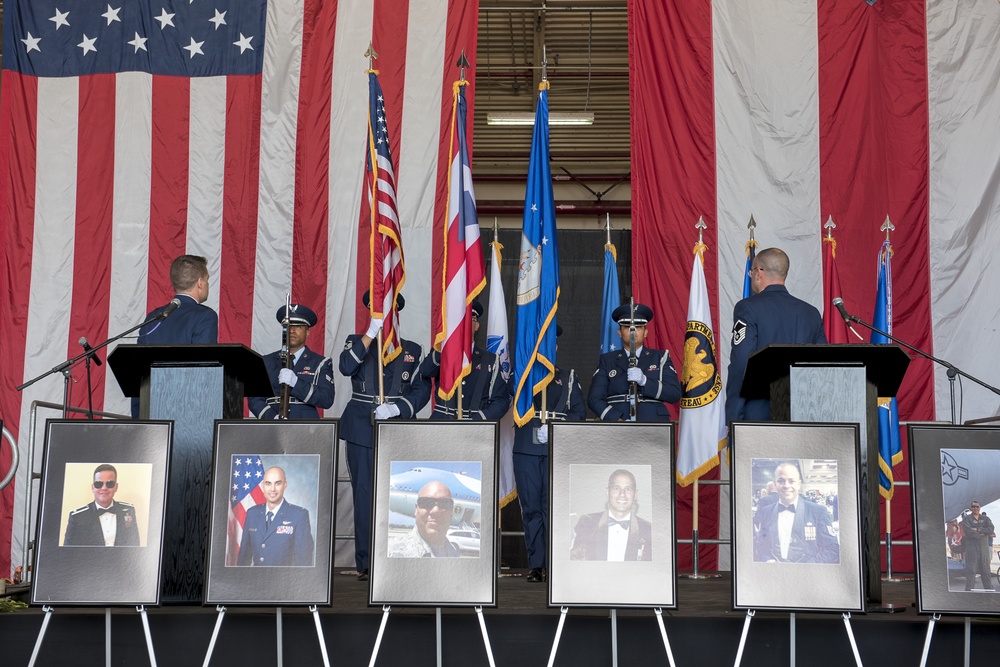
[17,310,172,418]
[843,313,1000,425]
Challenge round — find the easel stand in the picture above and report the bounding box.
[547,607,676,667]
[29,606,157,667]
[733,610,862,667]
[202,606,330,667]
[919,614,972,667]
[368,606,496,667]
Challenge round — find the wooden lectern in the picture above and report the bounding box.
[108,344,271,603]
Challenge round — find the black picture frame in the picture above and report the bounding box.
[32,420,172,606]
[730,422,864,612]
[204,420,338,606]
[909,424,1000,615]
[370,421,498,607]
[549,422,676,608]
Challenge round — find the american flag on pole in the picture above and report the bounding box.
[227,455,265,566]
[434,80,485,400]
[362,69,405,364]
[0,0,479,576]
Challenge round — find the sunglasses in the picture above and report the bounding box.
[93,480,117,489]
[416,497,454,511]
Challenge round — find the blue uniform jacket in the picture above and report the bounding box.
[132,294,219,416]
[64,501,140,546]
[588,348,681,422]
[513,367,586,455]
[418,348,510,420]
[237,501,315,566]
[248,346,336,420]
[338,335,430,446]
[725,285,826,422]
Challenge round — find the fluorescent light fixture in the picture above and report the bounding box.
[486,112,595,126]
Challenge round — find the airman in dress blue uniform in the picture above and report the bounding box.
[588,303,681,422]
[339,291,430,579]
[237,467,315,566]
[248,304,336,420]
[132,255,218,417]
[726,248,826,422]
[513,325,586,582]
[418,300,511,421]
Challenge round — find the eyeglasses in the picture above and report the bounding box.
[93,480,117,489]
[417,497,454,511]
[747,267,762,277]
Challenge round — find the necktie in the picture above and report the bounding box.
[266,511,274,530]
[608,517,630,529]
[779,504,795,513]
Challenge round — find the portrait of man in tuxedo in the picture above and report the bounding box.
[753,461,840,564]
[63,464,141,547]
[570,469,652,561]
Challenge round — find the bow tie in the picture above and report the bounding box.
[608,517,630,529]
[778,504,795,513]
[96,507,113,515]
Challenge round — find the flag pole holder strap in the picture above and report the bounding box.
[547,607,676,667]
[368,605,496,667]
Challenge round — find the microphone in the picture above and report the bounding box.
[78,337,103,366]
[831,298,866,342]
[832,297,852,324]
[161,298,182,319]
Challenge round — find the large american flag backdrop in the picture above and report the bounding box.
[631,0,1000,571]
[0,0,479,575]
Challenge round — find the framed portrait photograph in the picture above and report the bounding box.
[32,420,172,606]
[730,422,864,612]
[909,424,1000,615]
[204,420,338,606]
[371,421,498,607]
[549,422,676,608]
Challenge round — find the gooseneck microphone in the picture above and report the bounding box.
[78,337,103,366]
[161,297,182,318]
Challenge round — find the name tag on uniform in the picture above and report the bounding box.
[276,525,294,534]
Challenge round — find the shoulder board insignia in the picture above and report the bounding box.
[70,505,91,515]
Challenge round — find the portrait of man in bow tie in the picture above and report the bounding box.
[752,461,840,564]
[570,468,652,561]
[63,464,141,547]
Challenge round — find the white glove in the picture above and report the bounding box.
[278,368,298,388]
[626,367,647,386]
[535,426,548,444]
[366,317,384,339]
[374,403,401,420]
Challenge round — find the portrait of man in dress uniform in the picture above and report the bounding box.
[63,464,141,547]
[237,466,316,567]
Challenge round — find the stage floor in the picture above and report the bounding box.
[4,570,999,666]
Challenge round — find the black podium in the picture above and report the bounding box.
[742,344,910,608]
[108,344,271,603]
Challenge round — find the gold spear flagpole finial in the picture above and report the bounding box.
[824,215,836,239]
[364,43,378,70]
[881,215,895,242]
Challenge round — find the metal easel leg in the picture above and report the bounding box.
[841,613,862,667]
[136,605,158,667]
[474,606,497,667]
[546,607,569,667]
[653,608,676,667]
[610,608,618,667]
[733,609,755,667]
[27,605,55,667]
[368,606,391,667]
[964,616,971,667]
[276,607,283,667]
[436,607,443,667]
[107,607,112,667]
[310,605,331,667]
[790,612,796,667]
[202,606,227,667]
[919,613,941,667]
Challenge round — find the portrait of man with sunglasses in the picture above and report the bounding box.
[64,464,140,547]
[388,481,460,558]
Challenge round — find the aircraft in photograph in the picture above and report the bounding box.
[388,466,481,527]
[941,449,1000,521]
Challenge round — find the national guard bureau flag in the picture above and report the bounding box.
[677,240,726,486]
